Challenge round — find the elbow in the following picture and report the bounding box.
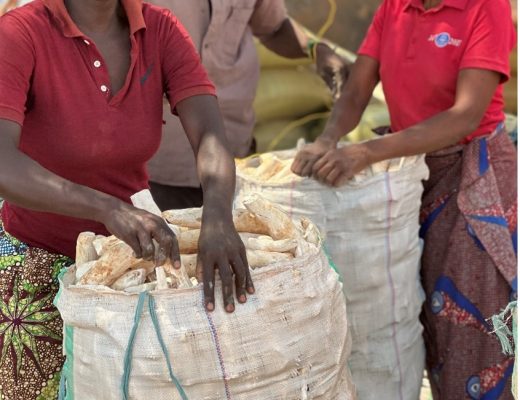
[449,107,485,139]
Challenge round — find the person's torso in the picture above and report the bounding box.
[377,0,511,141]
[2,1,168,257]
[147,0,260,187]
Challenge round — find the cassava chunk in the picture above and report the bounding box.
[111,269,147,291]
[75,232,98,266]
[162,208,202,229]
[130,189,162,217]
[243,195,299,240]
[246,235,298,254]
[79,241,146,286]
[246,249,293,269]
[233,209,270,235]
[75,260,96,283]
[155,267,169,290]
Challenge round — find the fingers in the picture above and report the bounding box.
[325,167,342,187]
[231,254,247,304]
[218,259,235,313]
[240,246,255,295]
[299,158,318,178]
[151,223,181,268]
[202,257,216,312]
[136,230,155,261]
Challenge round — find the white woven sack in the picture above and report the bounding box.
[55,242,355,400]
[235,149,429,400]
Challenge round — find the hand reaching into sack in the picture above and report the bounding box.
[312,144,372,187]
[291,136,337,177]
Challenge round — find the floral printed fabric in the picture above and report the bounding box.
[420,130,517,400]
[0,220,72,400]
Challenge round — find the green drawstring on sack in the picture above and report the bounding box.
[122,291,188,400]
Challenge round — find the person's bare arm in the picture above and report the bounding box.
[311,68,501,186]
[177,95,254,313]
[0,119,179,264]
[259,18,351,96]
[291,55,380,177]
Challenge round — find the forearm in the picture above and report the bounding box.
[177,96,235,220]
[0,148,121,222]
[364,108,481,163]
[319,57,379,143]
[258,18,308,59]
[196,132,236,221]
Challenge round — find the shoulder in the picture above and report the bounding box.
[0,1,50,47]
[0,0,49,29]
[142,1,180,28]
[465,0,512,17]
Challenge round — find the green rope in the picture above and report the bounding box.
[121,292,147,400]
[148,295,189,400]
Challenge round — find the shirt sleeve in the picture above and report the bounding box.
[250,0,287,37]
[459,0,516,83]
[159,10,216,114]
[357,0,389,61]
[0,14,35,125]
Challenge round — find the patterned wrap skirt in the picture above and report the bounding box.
[0,219,73,400]
[420,126,517,400]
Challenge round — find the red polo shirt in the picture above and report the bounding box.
[0,0,215,258]
[359,0,516,142]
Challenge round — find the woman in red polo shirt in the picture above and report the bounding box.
[0,0,255,398]
[293,0,517,399]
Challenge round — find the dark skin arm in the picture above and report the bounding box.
[291,55,379,177]
[293,57,501,186]
[177,95,255,313]
[0,119,180,266]
[259,18,351,98]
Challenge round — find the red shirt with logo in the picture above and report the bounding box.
[359,0,516,142]
[0,0,215,258]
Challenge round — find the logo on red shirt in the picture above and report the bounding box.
[428,32,462,48]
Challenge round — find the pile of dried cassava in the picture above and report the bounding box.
[73,192,319,293]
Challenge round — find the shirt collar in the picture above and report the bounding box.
[404,0,469,12]
[43,0,146,38]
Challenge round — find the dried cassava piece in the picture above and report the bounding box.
[75,260,96,282]
[177,229,200,254]
[163,261,192,289]
[179,254,197,279]
[155,267,169,290]
[79,241,149,286]
[111,269,147,291]
[130,189,162,217]
[162,208,202,229]
[163,208,271,237]
[233,209,271,235]
[246,250,293,269]
[93,235,119,257]
[75,232,98,266]
[243,195,299,240]
[245,235,298,254]
[300,217,320,245]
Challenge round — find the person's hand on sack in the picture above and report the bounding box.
[315,43,351,100]
[196,211,254,313]
[312,143,371,187]
[291,136,337,177]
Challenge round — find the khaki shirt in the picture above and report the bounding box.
[147,0,287,187]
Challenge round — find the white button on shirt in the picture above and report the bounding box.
[83,39,90,45]
[93,60,101,68]
[100,85,108,93]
